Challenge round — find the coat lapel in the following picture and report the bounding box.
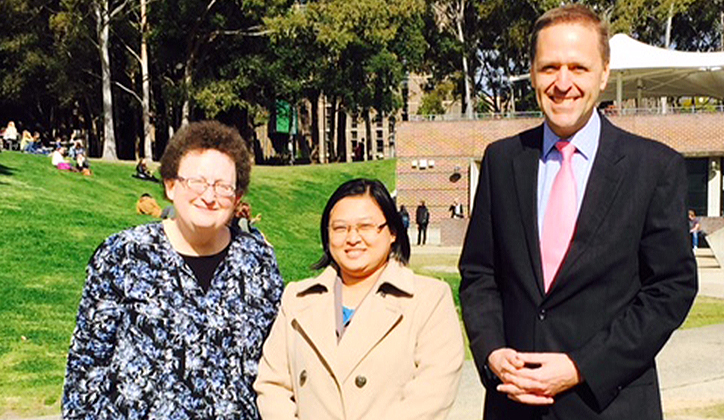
[546,116,626,301]
[292,268,339,378]
[512,126,546,296]
[335,262,409,383]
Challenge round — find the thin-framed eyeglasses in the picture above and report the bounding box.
[329,222,388,240]
[175,176,237,198]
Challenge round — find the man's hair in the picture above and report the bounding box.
[159,120,252,195]
[530,4,610,65]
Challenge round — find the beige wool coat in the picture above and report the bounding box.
[254,260,464,420]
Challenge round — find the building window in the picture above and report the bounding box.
[375,114,383,127]
[351,130,358,140]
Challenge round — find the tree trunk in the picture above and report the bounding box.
[181,62,192,126]
[337,107,348,162]
[363,108,372,161]
[310,91,324,163]
[97,0,117,160]
[456,0,473,119]
[327,96,337,161]
[141,0,154,160]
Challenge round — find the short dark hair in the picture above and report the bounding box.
[312,178,411,270]
[530,4,610,65]
[159,120,252,195]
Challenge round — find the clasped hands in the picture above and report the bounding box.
[488,348,582,405]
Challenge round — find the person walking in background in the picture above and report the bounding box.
[399,204,410,231]
[449,198,464,219]
[689,209,702,250]
[63,121,283,420]
[415,200,429,246]
[255,178,463,420]
[459,5,696,420]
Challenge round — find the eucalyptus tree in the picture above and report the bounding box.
[266,0,427,161]
[149,0,287,136]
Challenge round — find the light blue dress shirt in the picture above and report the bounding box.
[537,111,601,239]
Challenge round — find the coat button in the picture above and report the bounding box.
[355,375,367,388]
[538,309,546,321]
[299,370,308,386]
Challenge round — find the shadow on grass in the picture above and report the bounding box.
[0,163,15,176]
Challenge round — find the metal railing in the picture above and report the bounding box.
[408,105,724,122]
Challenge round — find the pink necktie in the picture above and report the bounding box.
[541,141,577,292]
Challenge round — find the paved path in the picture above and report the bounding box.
[10,250,722,420]
[446,248,724,420]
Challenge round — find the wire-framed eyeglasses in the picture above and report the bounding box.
[329,222,388,240]
[176,176,237,198]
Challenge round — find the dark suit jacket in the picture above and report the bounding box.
[459,115,697,420]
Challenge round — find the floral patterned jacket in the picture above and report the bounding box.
[62,222,284,420]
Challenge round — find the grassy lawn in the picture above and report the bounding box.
[681,296,724,329]
[0,151,394,417]
[2,151,723,417]
[667,402,724,419]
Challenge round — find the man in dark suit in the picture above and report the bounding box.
[459,5,697,420]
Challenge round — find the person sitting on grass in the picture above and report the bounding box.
[51,147,73,171]
[23,131,44,154]
[76,153,91,175]
[232,201,265,242]
[136,192,163,218]
[19,130,33,152]
[68,140,85,160]
[133,157,160,182]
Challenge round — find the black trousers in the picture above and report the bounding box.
[417,223,428,245]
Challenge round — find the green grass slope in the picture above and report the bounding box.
[0,151,395,416]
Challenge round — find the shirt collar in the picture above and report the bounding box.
[542,110,600,161]
[298,259,415,297]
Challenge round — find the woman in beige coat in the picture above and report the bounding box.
[255,178,464,420]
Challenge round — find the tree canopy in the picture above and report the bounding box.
[1,0,721,160]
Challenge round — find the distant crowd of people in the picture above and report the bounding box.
[2,121,52,155]
[2,120,93,175]
[50,142,91,175]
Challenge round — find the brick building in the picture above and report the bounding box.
[396,110,724,243]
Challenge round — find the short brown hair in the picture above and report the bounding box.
[159,120,252,195]
[530,4,610,65]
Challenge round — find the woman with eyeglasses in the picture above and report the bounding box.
[62,121,283,420]
[255,178,464,420]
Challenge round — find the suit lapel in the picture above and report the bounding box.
[546,117,626,301]
[513,126,546,296]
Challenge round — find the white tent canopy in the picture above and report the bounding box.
[600,33,724,102]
